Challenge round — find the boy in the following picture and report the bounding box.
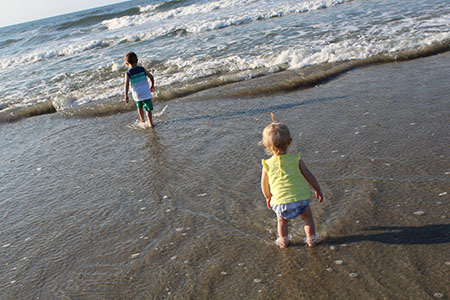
[124,51,155,128]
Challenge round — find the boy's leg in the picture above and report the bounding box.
[137,107,145,123]
[145,110,154,127]
[300,206,316,247]
[277,215,289,248]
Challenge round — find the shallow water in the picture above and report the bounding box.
[1,53,449,299]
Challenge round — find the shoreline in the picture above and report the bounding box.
[1,49,449,123]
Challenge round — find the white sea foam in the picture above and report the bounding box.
[102,0,346,31]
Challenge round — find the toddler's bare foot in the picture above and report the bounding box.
[275,237,290,248]
[307,239,317,248]
[305,233,319,248]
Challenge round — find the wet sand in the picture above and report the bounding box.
[1,53,449,299]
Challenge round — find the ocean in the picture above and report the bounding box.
[1,0,449,299]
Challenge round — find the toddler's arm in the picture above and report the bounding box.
[261,168,272,209]
[124,73,130,103]
[299,160,323,202]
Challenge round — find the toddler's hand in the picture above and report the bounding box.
[125,96,129,103]
[150,87,155,92]
[315,191,323,203]
[266,199,271,209]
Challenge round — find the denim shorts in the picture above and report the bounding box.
[272,199,310,219]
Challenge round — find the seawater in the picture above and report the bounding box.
[0,0,449,121]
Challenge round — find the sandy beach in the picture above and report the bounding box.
[1,52,449,299]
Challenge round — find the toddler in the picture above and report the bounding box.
[261,114,323,248]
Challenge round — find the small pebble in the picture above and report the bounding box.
[330,246,335,250]
[197,193,208,197]
[334,260,343,265]
[2,243,11,248]
[253,278,262,283]
[414,211,425,216]
[163,195,169,199]
[438,192,447,196]
[175,227,183,232]
[171,255,177,260]
[436,202,442,205]
[444,262,450,266]
[140,207,146,210]
[433,293,443,298]
[220,271,227,275]
[349,273,358,278]
[130,253,140,259]
[326,267,333,272]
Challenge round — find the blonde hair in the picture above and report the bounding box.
[262,113,292,155]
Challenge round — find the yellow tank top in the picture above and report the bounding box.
[261,152,311,206]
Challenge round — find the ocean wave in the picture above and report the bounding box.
[0,39,113,69]
[56,7,141,31]
[103,0,345,31]
[0,37,24,49]
[3,44,447,123]
[0,101,56,123]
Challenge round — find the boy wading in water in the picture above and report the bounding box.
[261,114,324,248]
[124,51,155,128]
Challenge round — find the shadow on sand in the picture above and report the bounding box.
[320,224,450,246]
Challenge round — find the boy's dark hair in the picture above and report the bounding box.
[125,51,138,65]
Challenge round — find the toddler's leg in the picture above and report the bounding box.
[300,206,317,247]
[276,215,290,248]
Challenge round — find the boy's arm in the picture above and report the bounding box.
[144,68,155,92]
[299,159,323,202]
[124,73,130,103]
[261,168,272,209]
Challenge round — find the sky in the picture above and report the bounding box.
[0,0,126,28]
